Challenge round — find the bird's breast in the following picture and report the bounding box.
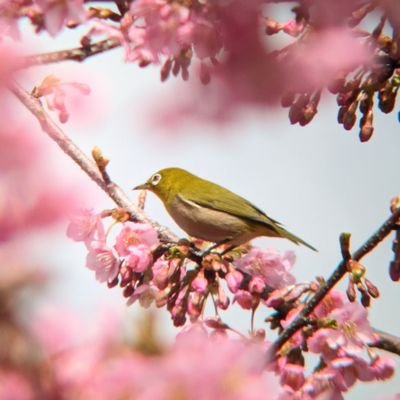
[167,194,251,243]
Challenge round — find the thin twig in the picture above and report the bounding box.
[20,38,121,68]
[8,80,177,243]
[269,209,400,358]
[371,328,400,356]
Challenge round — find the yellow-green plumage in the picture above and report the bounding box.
[134,168,316,251]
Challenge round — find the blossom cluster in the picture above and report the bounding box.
[0,265,278,399]
[277,291,395,398]
[67,209,298,326]
[67,209,396,398]
[1,257,397,400]
[1,1,400,138]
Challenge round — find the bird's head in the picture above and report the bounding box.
[133,167,193,204]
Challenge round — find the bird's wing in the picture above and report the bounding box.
[184,183,282,230]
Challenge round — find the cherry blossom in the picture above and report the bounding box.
[66,208,105,244]
[35,0,86,36]
[86,240,120,283]
[308,302,378,356]
[234,248,296,290]
[114,221,159,256]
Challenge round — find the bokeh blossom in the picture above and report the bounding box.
[35,0,86,36]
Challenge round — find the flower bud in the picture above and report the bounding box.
[161,58,172,82]
[328,76,346,94]
[359,109,374,142]
[343,108,357,130]
[346,280,356,302]
[123,285,134,298]
[120,267,133,287]
[361,291,371,307]
[389,260,400,281]
[199,62,211,85]
[107,276,119,288]
[337,106,346,124]
[281,92,296,108]
[359,93,373,114]
[265,18,281,35]
[299,102,317,126]
[364,278,379,298]
[378,86,397,113]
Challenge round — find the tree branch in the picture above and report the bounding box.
[371,328,400,356]
[269,210,400,358]
[8,80,177,244]
[20,38,121,68]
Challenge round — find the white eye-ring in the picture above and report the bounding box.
[151,173,162,186]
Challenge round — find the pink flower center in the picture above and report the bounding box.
[341,320,357,340]
[125,233,141,247]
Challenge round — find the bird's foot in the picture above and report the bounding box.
[201,239,235,258]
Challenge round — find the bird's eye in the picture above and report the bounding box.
[151,173,162,186]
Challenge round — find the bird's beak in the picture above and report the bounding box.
[132,183,148,191]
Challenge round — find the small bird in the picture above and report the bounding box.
[133,168,316,251]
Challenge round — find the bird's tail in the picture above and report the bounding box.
[276,226,317,252]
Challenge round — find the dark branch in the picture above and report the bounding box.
[371,328,400,356]
[269,209,400,358]
[20,38,121,68]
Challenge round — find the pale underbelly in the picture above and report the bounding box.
[167,195,267,244]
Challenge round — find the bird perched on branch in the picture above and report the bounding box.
[134,167,316,251]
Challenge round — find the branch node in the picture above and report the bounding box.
[92,146,111,185]
[339,232,352,261]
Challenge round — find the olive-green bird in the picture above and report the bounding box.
[134,168,316,251]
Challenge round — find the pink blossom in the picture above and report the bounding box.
[308,302,378,356]
[191,274,208,294]
[280,363,305,391]
[187,292,202,319]
[327,353,395,391]
[249,276,266,293]
[233,289,254,309]
[146,327,277,399]
[0,4,20,40]
[35,0,86,36]
[33,75,91,123]
[0,117,86,242]
[127,0,194,63]
[282,19,305,37]
[86,241,120,283]
[191,14,222,60]
[285,27,372,91]
[234,248,296,289]
[115,221,159,256]
[66,208,104,244]
[300,370,344,400]
[127,284,157,307]
[31,307,84,354]
[368,356,396,381]
[226,269,243,293]
[151,258,171,289]
[0,370,34,400]
[125,244,153,273]
[313,290,346,319]
[306,0,362,26]
[216,285,230,310]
